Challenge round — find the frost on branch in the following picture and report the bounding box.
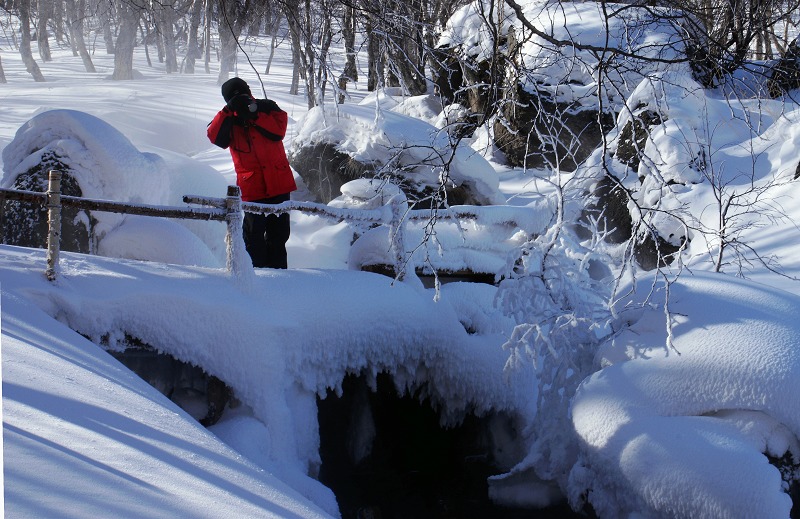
[494,223,613,497]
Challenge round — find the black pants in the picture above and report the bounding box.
[243,193,290,269]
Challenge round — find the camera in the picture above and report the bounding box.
[229,94,257,114]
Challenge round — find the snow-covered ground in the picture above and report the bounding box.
[1,34,542,518]
[3,3,800,518]
[3,266,333,519]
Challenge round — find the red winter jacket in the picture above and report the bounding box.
[207,100,297,201]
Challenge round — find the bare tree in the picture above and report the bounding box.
[263,9,283,74]
[692,142,797,276]
[156,0,179,73]
[112,0,145,79]
[95,0,117,55]
[337,3,357,103]
[216,0,250,84]
[281,0,331,107]
[36,0,54,61]
[17,0,46,81]
[664,0,800,83]
[183,0,204,73]
[204,0,213,72]
[65,0,96,72]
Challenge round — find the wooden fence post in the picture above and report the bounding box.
[45,170,62,281]
[388,195,408,282]
[225,185,243,275]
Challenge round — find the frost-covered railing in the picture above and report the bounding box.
[1,170,545,284]
[183,192,412,281]
[0,171,240,281]
[184,192,547,283]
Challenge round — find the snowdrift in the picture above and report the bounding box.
[571,272,800,517]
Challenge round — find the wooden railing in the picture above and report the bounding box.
[1,171,240,281]
[0,170,411,282]
[1,170,547,283]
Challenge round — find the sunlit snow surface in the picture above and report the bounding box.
[571,272,800,517]
[3,0,800,517]
[1,246,534,517]
[2,259,332,519]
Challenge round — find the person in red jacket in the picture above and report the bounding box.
[208,77,297,269]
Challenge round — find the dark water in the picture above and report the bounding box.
[317,373,589,519]
[108,345,586,517]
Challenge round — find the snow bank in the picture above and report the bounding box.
[570,271,800,517]
[347,206,550,277]
[2,109,168,203]
[439,0,691,107]
[2,245,537,513]
[1,109,229,267]
[330,178,554,276]
[2,259,333,519]
[291,103,506,205]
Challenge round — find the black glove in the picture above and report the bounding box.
[257,99,280,113]
[228,94,258,122]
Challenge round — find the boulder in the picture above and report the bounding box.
[493,82,615,171]
[767,38,800,98]
[290,142,375,204]
[1,150,95,253]
[289,105,505,208]
[576,175,632,244]
[615,109,664,173]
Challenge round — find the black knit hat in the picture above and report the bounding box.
[221,77,251,103]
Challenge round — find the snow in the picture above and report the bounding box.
[573,272,800,517]
[1,243,534,516]
[439,0,690,107]
[3,273,332,519]
[2,2,800,518]
[3,109,168,203]
[291,101,507,206]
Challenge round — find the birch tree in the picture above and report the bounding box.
[36,0,54,61]
[183,0,205,73]
[65,0,96,72]
[217,0,249,84]
[17,0,46,81]
[112,0,145,79]
[156,0,179,73]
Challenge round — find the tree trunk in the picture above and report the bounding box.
[0,56,7,83]
[18,0,46,81]
[184,0,204,73]
[217,0,246,84]
[37,0,54,61]
[302,0,316,107]
[289,24,301,95]
[67,8,80,57]
[159,0,179,73]
[283,0,320,106]
[97,0,116,54]
[341,5,357,83]
[53,3,65,43]
[112,0,142,80]
[284,2,305,97]
[140,21,153,67]
[65,0,96,72]
[366,19,381,91]
[264,12,281,74]
[384,0,427,95]
[204,0,212,73]
[154,19,166,64]
[315,5,333,105]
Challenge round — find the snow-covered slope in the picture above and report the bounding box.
[571,272,800,517]
[1,244,535,516]
[2,269,332,519]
